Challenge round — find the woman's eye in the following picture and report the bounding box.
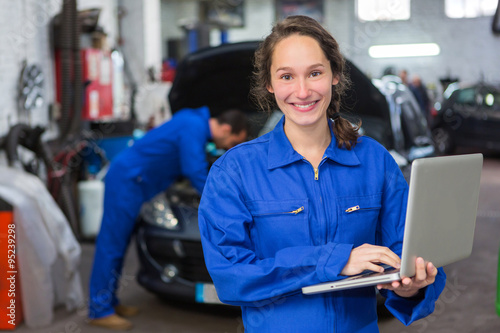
[280,74,292,80]
[310,71,321,77]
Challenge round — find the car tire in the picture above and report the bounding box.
[432,127,455,155]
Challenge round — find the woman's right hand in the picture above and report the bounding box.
[340,243,401,276]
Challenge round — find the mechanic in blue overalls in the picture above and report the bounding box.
[198,16,446,333]
[88,106,248,330]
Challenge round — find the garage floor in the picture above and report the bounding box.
[13,153,500,332]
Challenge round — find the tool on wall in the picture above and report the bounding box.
[17,61,44,125]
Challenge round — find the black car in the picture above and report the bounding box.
[134,41,434,305]
[431,83,500,155]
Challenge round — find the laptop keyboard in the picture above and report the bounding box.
[346,264,399,281]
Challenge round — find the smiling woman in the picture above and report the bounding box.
[198,15,446,333]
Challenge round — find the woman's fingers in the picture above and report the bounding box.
[341,244,401,276]
[377,258,438,298]
[357,244,401,268]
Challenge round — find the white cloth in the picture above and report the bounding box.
[134,81,172,127]
[0,166,83,328]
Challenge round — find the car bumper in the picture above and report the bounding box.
[135,221,225,304]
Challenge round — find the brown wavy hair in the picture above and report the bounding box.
[250,15,360,149]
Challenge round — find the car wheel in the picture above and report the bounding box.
[432,127,455,155]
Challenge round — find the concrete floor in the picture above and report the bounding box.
[13,153,500,332]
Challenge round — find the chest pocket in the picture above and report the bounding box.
[246,199,309,258]
[336,194,382,246]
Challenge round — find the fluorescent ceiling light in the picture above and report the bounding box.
[369,43,440,58]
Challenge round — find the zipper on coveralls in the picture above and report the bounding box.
[345,205,379,213]
[289,206,305,214]
[255,206,304,216]
[308,156,336,332]
[313,157,326,181]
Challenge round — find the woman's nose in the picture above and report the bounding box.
[295,79,311,99]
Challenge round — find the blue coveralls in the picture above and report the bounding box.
[198,116,446,332]
[89,106,211,319]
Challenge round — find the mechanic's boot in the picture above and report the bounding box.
[89,314,133,330]
[115,304,140,317]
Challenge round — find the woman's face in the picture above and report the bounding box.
[267,34,339,130]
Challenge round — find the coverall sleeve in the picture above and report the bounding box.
[178,122,209,194]
[198,164,353,307]
[376,162,446,325]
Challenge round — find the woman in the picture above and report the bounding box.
[198,15,445,332]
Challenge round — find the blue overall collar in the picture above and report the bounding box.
[267,116,361,170]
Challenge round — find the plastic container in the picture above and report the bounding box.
[78,180,104,238]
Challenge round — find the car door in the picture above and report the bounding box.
[449,87,482,142]
[477,86,500,147]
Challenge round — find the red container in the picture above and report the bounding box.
[0,199,23,329]
[55,48,114,121]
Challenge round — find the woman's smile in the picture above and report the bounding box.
[292,101,318,111]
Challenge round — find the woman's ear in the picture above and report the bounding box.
[332,75,340,86]
[267,84,274,94]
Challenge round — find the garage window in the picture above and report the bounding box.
[445,0,498,18]
[356,0,411,22]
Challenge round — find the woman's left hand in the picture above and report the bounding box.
[376,257,437,298]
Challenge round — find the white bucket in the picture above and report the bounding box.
[78,179,104,238]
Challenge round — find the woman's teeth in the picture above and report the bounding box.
[294,102,316,109]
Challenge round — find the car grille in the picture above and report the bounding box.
[145,235,211,283]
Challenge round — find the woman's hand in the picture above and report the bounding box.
[341,243,401,276]
[377,257,438,298]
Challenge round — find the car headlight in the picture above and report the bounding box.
[140,191,180,230]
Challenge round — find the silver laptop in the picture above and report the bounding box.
[302,153,483,295]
